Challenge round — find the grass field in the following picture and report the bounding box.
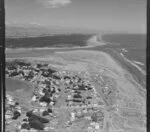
[6,78,32,92]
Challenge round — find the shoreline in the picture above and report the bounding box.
[119,53,146,76]
[104,48,146,89]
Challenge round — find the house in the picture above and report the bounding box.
[10,71,19,77]
[72,99,82,102]
[39,96,51,104]
[70,112,76,121]
[78,85,86,90]
[73,94,82,99]
[31,96,37,102]
[86,96,92,99]
[52,75,61,80]
[64,76,71,80]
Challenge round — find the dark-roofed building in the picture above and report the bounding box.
[73,94,82,99]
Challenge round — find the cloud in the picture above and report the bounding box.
[37,0,72,8]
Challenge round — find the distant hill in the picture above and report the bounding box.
[6,23,94,38]
[6,26,52,38]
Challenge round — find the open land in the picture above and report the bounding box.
[5,49,146,132]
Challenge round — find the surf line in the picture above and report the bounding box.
[120,53,146,76]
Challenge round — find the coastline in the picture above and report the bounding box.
[5,34,146,89]
[104,48,146,89]
[119,52,146,76]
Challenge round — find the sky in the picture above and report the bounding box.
[5,0,146,33]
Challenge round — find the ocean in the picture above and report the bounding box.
[101,34,146,88]
[102,34,146,70]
